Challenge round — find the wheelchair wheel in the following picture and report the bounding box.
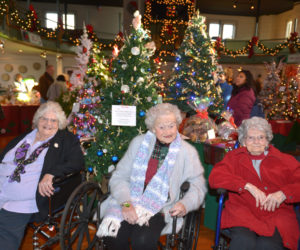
[178,209,201,250]
[59,181,102,250]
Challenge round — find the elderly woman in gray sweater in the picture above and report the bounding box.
[97,103,206,250]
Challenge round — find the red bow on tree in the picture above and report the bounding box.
[248,36,258,58]
[86,24,94,34]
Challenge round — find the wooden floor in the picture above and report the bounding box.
[20,218,215,250]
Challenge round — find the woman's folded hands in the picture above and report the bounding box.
[244,183,286,211]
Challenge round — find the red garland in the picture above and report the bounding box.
[167,25,173,35]
[29,4,37,32]
[215,37,222,57]
[248,36,258,58]
[29,4,37,19]
[288,32,298,54]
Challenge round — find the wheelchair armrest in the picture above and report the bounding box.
[52,171,83,186]
[217,188,228,195]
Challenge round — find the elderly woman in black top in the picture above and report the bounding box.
[0,101,84,249]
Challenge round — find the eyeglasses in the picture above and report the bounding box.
[40,116,58,124]
[155,123,177,131]
[246,135,266,142]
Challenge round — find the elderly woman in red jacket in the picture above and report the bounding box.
[227,70,256,126]
[209,117,300,250]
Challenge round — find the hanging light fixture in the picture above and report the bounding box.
[233,0,237,8]
[249,0,255,10]
[0,39,4,53]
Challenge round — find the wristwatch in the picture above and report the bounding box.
[121,201,131,208]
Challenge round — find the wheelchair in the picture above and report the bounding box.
[212,189,300,250]
[28,172,103,250]
[28,172,202,250]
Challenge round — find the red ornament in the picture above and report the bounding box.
[154,57,160,64]
[76,74,81,78]
[83,47,87,53]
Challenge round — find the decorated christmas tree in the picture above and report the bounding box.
[85,11,158,181]
[268,64,300,120]
[166,11,223,116]
[69,26,103,138]
[258,60,285,116]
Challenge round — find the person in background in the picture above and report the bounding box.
[209,117,300,250]
[97,103,206,250]
[36,65,55,103]
[216,71,233,109]
[227,70,256,126]
[0,101,84,249]
[47,75,67,101]
[255,74,263,95]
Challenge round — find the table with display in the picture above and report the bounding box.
[0,105,39,149]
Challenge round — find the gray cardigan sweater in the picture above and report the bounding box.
[101,133,207,234]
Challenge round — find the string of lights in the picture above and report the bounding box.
[214,36,300,57]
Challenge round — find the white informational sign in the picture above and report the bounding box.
[288,53,300,63]
[207,129,216,140]
[111,105,136,126]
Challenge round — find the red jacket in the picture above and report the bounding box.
[227,87,255,126]
[209,145,300,250]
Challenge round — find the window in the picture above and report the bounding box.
[209,23,220,38]
[286,20,292,38]
[222,24,234,39]
[62,14,75,30]
[46,13,58,30]
[208,22,235,40]
[45,13,75,30]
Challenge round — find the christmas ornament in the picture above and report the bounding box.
[111,156,118,162]
[139,110,145,117]
[97,150,103,156]
[103,149,108,154]
[121,64,128,70]
[137,77,144,84]
[131,46,140,55]
[88,166,93,173]
[121,84,130,93]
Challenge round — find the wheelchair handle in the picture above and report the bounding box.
[180,181,190,193]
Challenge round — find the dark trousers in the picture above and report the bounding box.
[105,213,166,250]
[229,226,286,250]
[0,209,32,250]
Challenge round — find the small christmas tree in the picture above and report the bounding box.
[85,11,158,181]
[166,11,223,116]
[69,25,93,89]
[268,64,300,120]
[258,60,285,116]
[70,25,102,138]
[72,80,101,138]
